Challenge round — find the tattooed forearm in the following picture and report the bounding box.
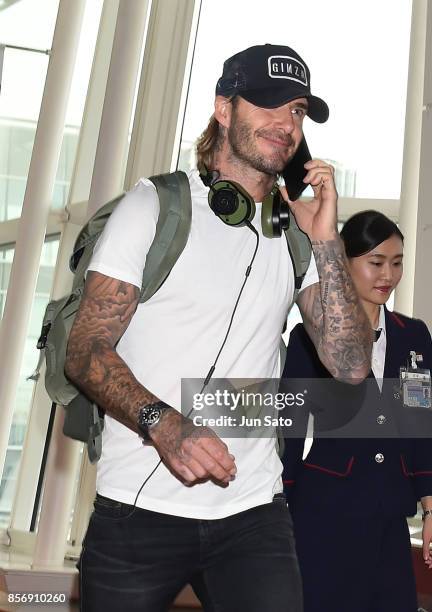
[64,271,159,432]
[297,236,372,381]
[65,272,236,485]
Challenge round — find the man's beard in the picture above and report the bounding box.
[227,116,295,175]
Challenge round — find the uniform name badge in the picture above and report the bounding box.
[399,351,431,409]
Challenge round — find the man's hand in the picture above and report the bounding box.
[149,408,237,487]
[281,159,338,242]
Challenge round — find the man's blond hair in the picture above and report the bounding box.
[195,97,237,169]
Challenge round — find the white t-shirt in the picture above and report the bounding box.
[372,304,387,391]
[88,169,319,519]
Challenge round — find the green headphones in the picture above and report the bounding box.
[198,164,290,237]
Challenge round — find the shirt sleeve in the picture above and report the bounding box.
[87,179,159,289]
[299,252,319,293]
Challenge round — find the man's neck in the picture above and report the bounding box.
[212,150,276,203]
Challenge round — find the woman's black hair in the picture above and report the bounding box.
[340,210,404,258]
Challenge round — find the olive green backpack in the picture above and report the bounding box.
[33,170,311,462]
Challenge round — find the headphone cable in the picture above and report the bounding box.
[126,222,260,513]
[201,220,259,389]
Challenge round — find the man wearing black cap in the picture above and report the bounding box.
[67,43,372,611]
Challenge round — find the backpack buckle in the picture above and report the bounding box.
[37,323,51,350]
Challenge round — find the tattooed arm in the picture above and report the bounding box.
[285,158,372,381]
[296,238,372,381]
[65,271,236,485]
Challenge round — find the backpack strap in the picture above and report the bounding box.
[277,214,312,457]
[71,193,126,291]
[62,395,104,463]
[87,403,104,464]
[140,171,192,303]
[283,213,312,302]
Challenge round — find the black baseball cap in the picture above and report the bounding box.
[216,44,329,123]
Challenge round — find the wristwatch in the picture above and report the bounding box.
[137,401,171,441]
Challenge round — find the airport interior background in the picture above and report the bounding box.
[0,0,431,609]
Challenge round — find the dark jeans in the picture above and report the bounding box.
[79,493,303,612]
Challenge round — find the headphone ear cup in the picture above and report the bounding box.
[261,190,290,238]
[209,180,256,226]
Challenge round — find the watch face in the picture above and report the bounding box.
[138,405,163,430]
[138,402,170,439]
[145,406,161,425]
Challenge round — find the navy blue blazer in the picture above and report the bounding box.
[281,307,432,517]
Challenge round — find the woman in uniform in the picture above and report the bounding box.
[282,210,432,612]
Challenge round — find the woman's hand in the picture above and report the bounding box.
[422,514,432,568]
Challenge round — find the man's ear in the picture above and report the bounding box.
[214,96,233,128]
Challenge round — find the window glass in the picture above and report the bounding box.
[0,0,103,219]
[0,239,59,528]
[178,0,412,200]
[0,0,57,221]
[0,0,59,50]
[0,0,103,531]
